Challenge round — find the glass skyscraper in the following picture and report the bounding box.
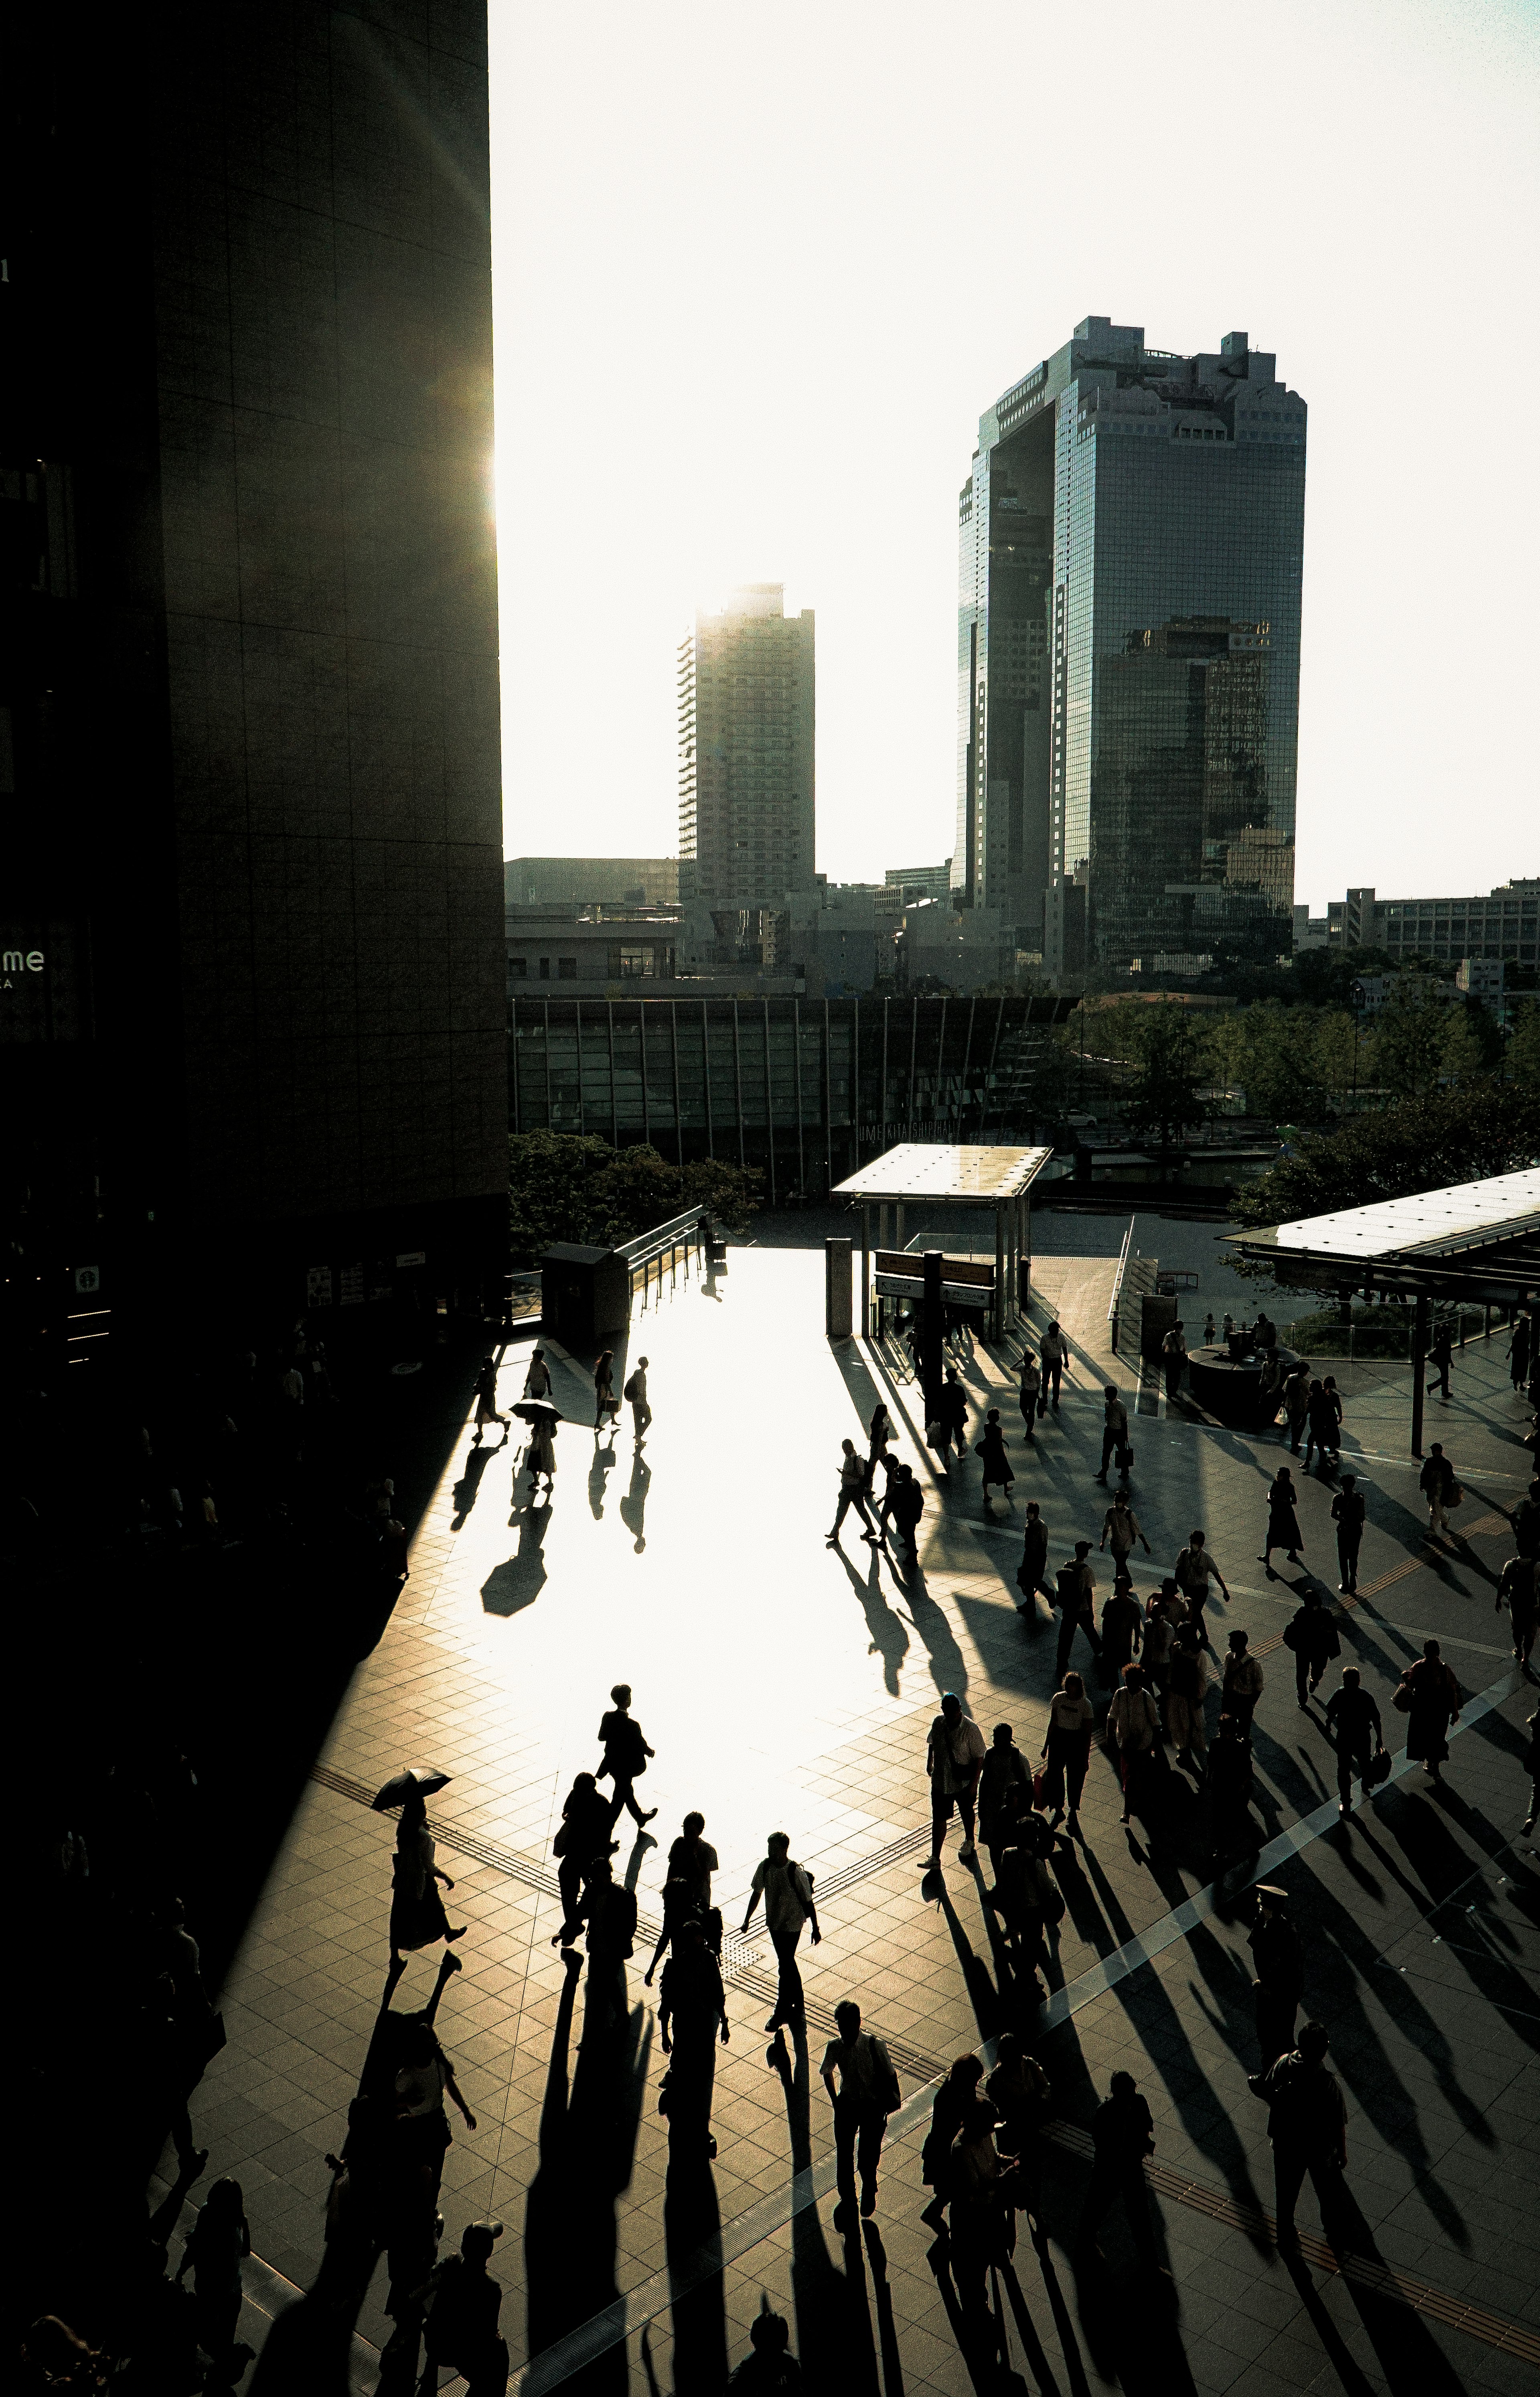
[678,585,815,940]
[956,318,1306,975]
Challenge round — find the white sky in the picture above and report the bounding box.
[488,0,1538,908]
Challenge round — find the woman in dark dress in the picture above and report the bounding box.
[1399,1640,1461,1781]
[1261,1467,1305,1576]
[390,1785,466,1963]
[975,1409,1014,1508]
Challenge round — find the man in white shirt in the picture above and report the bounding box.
[821,2000,898,2219]
[923,1694,987,1869]
[742,1832,821,2032]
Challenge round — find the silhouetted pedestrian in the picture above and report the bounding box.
[1249,1886,1303,2064]
[1304,1376,1342,1473]
[1017,1499,1053,1614]
[920,2053,984,2229]
[1173,1527,1230,1644]
[1324,1667,1383,1819]
[1161,1321,1187,1400]
[523,1349,551,1398]
[987,2032,1052,2232]
[938,1367,969,1457]
[1284,1588,1339,1707]
[1262,1467,1303,1576]
[659,1919,728,2158]
[1094,1385,1130,1485]
[391,1785,466,1964]
[413,2220,509,2397]
[1513,1476,1540,1561]
[1099,1579,1143,1683]
[1222,1629,1264,1732]
[821,2000,899,2219]
[888,1461,925,1562]
[924,1694,986,1868]
[1017,1351,1041,1441]
[1108,1665,1161,1828]
[1498,1555,1538,1670]
[1428,1320,1453,1400]
[1054,1543,1102,1679]
[471,1357,507,1447]
[597,1683,657,1826]
[975,1408,1013,1506]
[1100,1490,1150,1578]
[1420,1442,1457,1540]
[1398,1640,1460,1782]
[592,1350,619,1432]
[1166,1630,1209,1774]
[527,1412,556,1493]
[865,1399,893,1484]
[1076,2071,1158,2265]
[1248,2020,1347,2246]
[624,1354,651,1442]
[549,1772,616,1948]
[573,1858,637,2040]
[827,1438,878,1547]
[1040,1320,1068,1408]
[948,2097,1023,2321]
[742,1832,820,2031]
[1507,1310,1530,1390]
[176,2176,249,2369]
[1282,1361,1311,1453]
[1331,1475,1366,1592]
[978,1724,1033,1872]
[1258,1349,1285,1424]
[1039,1674,1094,1826]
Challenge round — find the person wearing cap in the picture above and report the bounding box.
[1324,1668,1384,1820]
[1331,1475,1367,1593]
[414,2220,509,2396]
[923,1695,987,1869]
[1247,2021,1348,2246]
[1249,1887,1304,2065]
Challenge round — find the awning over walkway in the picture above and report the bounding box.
[1225,1168,1540,1302]
[832,1142,1054,1206]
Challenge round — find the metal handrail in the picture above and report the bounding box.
[614,1208,711,1271]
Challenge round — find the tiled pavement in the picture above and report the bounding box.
[168,1243,1540,2393]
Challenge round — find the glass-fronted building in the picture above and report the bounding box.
[957,319,1306,976]
[510,994,1071,1197]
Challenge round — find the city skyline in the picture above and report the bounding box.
[488,1,1536,901]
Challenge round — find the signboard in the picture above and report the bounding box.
[874,1274,992,1310]
[73,1264,101,1294]
[395,1251,427,1269]
[306,1265,333,1308]
[339,1262,365,1306]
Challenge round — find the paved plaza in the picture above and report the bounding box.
[170,1231,1539,2395]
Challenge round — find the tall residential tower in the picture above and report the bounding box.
[678,586,815,936]
[956,318,1305,975]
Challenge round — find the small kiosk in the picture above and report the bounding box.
[832,1142,1055,1345]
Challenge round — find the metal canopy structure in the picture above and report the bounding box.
[1225,1167,1540,1453]
[833,1143,1055,1341]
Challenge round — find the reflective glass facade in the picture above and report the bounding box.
[511,995,1070,1197]
[958,320,1305,975]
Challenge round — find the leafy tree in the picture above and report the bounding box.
[1439,1003,1489,1088]
[508,1133,762,1265]
[1120,1002,1208,1145]
[1368,978,1448,1100]
[1509,1000,1540,1091]
[1227,1083,1540,1285]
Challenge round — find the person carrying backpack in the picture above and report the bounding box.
[596,1683,657,1826]
[742,1832,821,2032]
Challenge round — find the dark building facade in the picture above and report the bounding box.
[956,318,1305,977]
[4,4,506,1372]
[510,993,1073,1197]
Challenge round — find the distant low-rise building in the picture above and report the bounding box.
[895,899,1011,989]
[506,903,680,997]
[1291,904,1329,951]
[505,857,679,908]
[1327,881,1537,966]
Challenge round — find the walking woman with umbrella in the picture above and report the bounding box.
[375,1769,467,1966]
[514,1398,559,1493]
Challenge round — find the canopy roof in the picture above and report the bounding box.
[833,1143,1054,1205]
[1225,1168,1540,1298]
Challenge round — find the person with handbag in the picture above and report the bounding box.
[1419,1443,1458,1541]
[1038,1674,1094,1827]
[1397,1641,1461,1781]
[820,2000,900,2219]
[1094,1386,1131,1486]
[924,1694,987,1868]
[1323,1667,1384,1820]
[596,1682,657,1827]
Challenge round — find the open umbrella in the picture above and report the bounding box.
[512,1400,561,1425]
[372,1766,452,1811]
